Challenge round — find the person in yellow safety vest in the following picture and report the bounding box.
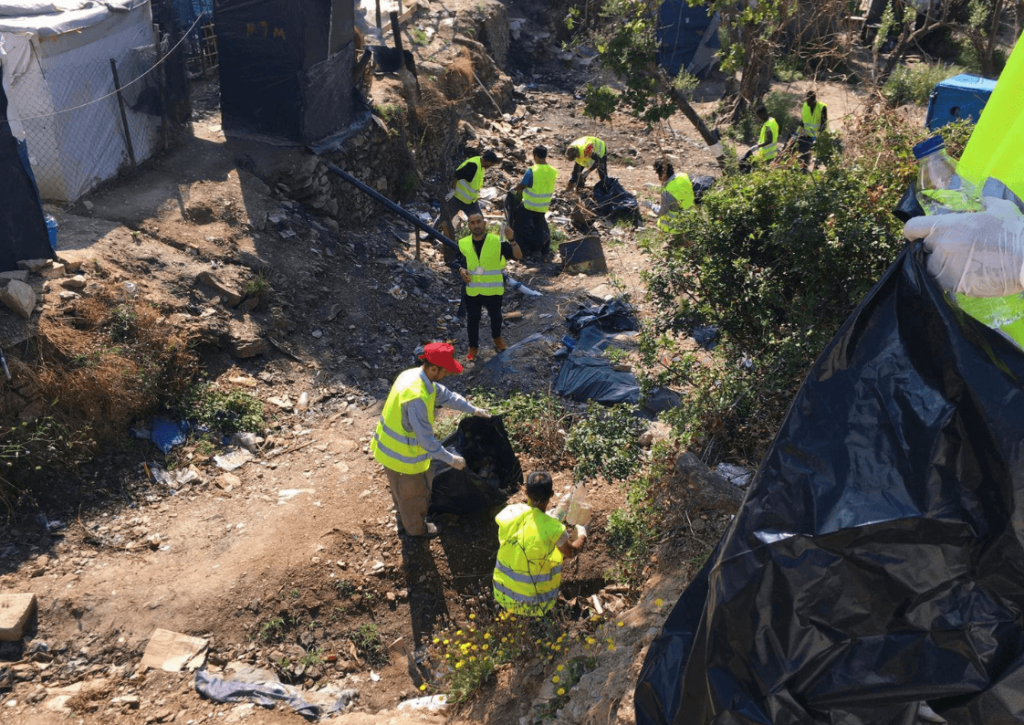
[565,136,608,189]
[903,42,1024,349]
[371,342,491,539]
[796,90,828,170]
[650,158,695,233]
[493,472,587,617]
[753,105,779,164]
[513,145,559,262]
[452,212,522,361]
[446,149,502,229]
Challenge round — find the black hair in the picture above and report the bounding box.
[755,104,768,119]
[533,145,548,159]
[482,149,500,163]
[565,146,579,159]
[526,472,554,502]
[653,158,674,178]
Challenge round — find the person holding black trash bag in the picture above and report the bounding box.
[371,342,491,539]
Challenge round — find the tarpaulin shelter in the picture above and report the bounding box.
[657,1,720,79]
[0,1,166,203]
[634,245,1024,724]
[213,0,355,146]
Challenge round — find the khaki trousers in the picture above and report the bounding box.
[383,466,434,536]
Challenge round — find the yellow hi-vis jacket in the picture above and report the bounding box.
[493,503,564,616]
[523,164,558,213]
[757,118,779,161]
[569,136,606,168]
[454,156,485,204]
[658,173,695,232]
[948,44,1024,348]
[459,233,506,297]
[801,101,827,139]
[371,368,436,474]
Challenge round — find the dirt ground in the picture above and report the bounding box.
[0,1,850,722]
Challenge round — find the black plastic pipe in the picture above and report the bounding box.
[318,157,458,251]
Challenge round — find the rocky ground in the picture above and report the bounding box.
[0,0,885,722]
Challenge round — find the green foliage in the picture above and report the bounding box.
[243,272,270,298]
[672,68,699,96]
[773,55,805,82]
[873,1,897,53]
[410,27,429,46]
[882,62,966,107]
[582,84,620,122]
[565,403,645,484]
[464,389,573,464]
[260,616,286,642]
[399,171,419,197]
[110,303,138,342]
[763,91,800,139]
[373,103,405,124]
[606,443,672,585]
[952,35,1006,77]
[349,623,389,668]
[0,417,89,513]
[180,384,264,436]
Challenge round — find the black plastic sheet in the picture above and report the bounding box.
[430,416,523,514]
[691,175,715,204]
[635,244,1024,725]
[554,327,641,405]
[566,299,640,335]
[592,177,640,221]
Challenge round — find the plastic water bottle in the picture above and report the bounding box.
[912,136,982,216]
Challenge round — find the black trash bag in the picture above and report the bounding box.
[554,330,641,405]
[592,177,640,221]
[430,416,523,515]
[894,180,925,223]
[566,299,640,335]
[635,243,1024,725]
[691,175,715,204]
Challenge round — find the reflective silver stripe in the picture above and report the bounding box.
[523,190,553,201]
[493,580,560,605]
[455,179,477,201]
[495,560,561,585]
[467,281,504,289]
[378,416,417,446]
[372,435,429,464]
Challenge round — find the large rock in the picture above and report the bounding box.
[196,270,243,307]
[224,317,267,359]
[0,279,37,319]
[0,592,37,641]
[0,270,29,282]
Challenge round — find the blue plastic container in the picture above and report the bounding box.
[44,214,58,251]
[926,74,997,130]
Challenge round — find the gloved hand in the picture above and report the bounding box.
[473,407,491,418]
[904,197,1024,297]
[450,455,467,470]
[445,190,455,202]
[573,525,588,547]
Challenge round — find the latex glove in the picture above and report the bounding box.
[473,407,491,418]
[904,197,1024,297]
[575,524,588,539]
[445,190,455,202]
[450,455,467,471]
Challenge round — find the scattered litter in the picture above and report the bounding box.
[278,489,315,502]
[140,629,208,672]
[506,275,542,296]
[147,462,173,485]
[716,463,753,488]
[150,418,188,454]
[231,431,263,453]
[388,285,408,300]
[175,466,202,486]
[195,666,357,720]
[369,671,381,682]
[567,299,639,335]
[268,396,293,410]
[397,694,448,712]
[214,447,254,471]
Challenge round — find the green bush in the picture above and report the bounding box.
[564,403,645,484]
[882,62,965,107]
[179,384,264,436]
[605,442,672,585]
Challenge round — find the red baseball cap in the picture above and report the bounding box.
[420,342,463,374]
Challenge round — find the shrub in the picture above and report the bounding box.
[564,403,645,484]
[882,62,965,107]
[179,384,264,436]
[349,623,389,668]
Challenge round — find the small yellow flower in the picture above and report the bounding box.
[552,676,560,683]
[456,661,464,669]
[556,664,564,671]
[501,637,508,643]
[586,637,596,645]
[617,621,624,628]
[433,637,440,643]
[469,656,477,662]
[443,639,449,645]
[557,688,565,696]
[484,633,491,640]
[472,645,479,651]
[608,644,616,652]
[445,654,450,659]
[469,613,476,620]
[655,598,664,607]
[482,644,489,651]
[606,638,614,644]
[419,684,427,691]
[456,630,464,636]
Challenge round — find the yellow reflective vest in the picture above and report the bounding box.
[949,44,1024,348]
[757,118,779,161]
[493,503,565,616]
[454,156,485,204]
[371,368,436,474]
[658,173,695,232]
[459,233,506,297]
[801,101,827,139]
[523,164,558,213]
[569,136,606,168]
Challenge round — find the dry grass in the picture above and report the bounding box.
[444,49,475,101]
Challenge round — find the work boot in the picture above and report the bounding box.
[403,522,439,540]
[493,337,507,352]
[467,347,478,361]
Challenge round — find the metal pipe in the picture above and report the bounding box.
[318,157,458,251]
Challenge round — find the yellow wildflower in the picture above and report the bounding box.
[419,684,427,691]
[552,676,560,683]
[557,688,565,696]
[608,644,616,652]
[556,664,564,672]
[655,598,664,607]
[469,613,476,620]
[456,661,464,669]
[617,621,625,628]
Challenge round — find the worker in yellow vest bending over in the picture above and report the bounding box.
[493,472,587,617]
[565,136,608,189]
[796,90,828,171]
[452,212,522,361]
[445,149,501,232]
[371,343,491,539]
[513,145,559,261]
[651,158,695,232]
[754,105,779,164]
[904,42,1024,349]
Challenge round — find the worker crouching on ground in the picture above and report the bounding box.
[650,158,694,232]
[493,472,587,616]
[445,149,501,233]
[371,342,491,539]
[513,145,559,262]
[740,105,779,172]
[452,212,522,362]
[565,136,608,189]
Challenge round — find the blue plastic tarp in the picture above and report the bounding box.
[657,1,720,79]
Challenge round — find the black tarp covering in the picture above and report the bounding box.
[592,177,640,221]
[566,299,640,335]
[635,244,1024,725]
[430,416,523,514]
[213,0,354,144]
[0,80,52,272]
[555,326,641,405]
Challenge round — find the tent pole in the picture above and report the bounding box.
[109,59,137,170]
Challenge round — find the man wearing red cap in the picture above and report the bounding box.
[371,342,491,538]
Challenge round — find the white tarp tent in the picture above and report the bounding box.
[0,1,162,202]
